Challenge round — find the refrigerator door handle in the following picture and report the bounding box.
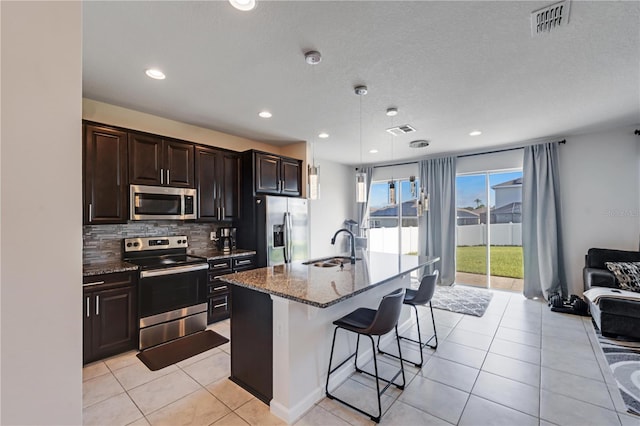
[284,211,294,263]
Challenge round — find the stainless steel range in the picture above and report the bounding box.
[123,236,209,350]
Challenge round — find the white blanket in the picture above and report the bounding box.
[583,287,640,304]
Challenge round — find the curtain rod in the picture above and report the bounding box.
[372,139,567,168]
[457,139,566,159]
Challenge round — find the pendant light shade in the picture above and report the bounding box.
[356,170,367,203]
[409,176,417,197]
[308,164,320,200]
[355,85,368,204]
[388,180,396,205]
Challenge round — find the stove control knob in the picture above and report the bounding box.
[177,239,183,244]
[133,242,140,247]
[126,242,132,247]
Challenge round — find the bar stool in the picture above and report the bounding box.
[378,270,439,367]
[325,288,406,423]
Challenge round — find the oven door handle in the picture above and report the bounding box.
[140,263,209,278]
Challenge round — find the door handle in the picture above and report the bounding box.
[95,295,99,316]
[167,169,170,184]
[160,168,164,184]
[86,296,90,318]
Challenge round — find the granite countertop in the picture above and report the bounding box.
[218,250,440,308]
[83,260,139,277]
[188,248,257,261]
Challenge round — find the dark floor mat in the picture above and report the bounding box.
[137,330,229,371]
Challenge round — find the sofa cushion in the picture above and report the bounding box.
[605,262,640,292]
[586,248,640,269]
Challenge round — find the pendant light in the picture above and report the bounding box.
[387,107,397,205]
[409,176,417,197]
[355,85,368,203]
[308,139,320,200]
[305,50,322,200]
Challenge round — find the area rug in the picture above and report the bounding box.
[593,325,640,415]
[137,330,228,371]
[430,285,493,317]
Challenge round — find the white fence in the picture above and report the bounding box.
[368,223,521,253]
[456,223,522,246]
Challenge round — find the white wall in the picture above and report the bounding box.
[1,2,82,424]
[560,126,640,295]
[308,161,356,258]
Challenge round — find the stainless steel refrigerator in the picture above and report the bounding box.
[241,195,309,267]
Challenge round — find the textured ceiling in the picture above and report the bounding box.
[83,1,640,165]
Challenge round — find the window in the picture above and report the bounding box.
[368,178,419,255]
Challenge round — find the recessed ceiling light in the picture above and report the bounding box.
[318,132,329,139]
[369,149,379,154]
[469,130,482,136]
[145,69,166,80]
[229,0,256,11]
[386,108,398,117]
[258,111,272,118]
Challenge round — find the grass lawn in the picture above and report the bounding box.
[456,245,523,279]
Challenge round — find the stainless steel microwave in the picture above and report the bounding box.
[130,185,197,220]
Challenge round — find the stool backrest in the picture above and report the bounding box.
[367,288,406,336]
[413,270,439,305]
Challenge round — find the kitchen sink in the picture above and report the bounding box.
[302,256,361,267]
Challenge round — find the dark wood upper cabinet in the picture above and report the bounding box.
[220,152,240,220]
[83,124,128,224]
[247,151,302,196]
[128,133,194,188]
[195,146,240,221]
[165,140,195,187]
[281,158,302,196]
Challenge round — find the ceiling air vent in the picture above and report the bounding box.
[531,0,570,35]
[386,124,416,136]
[409,140,430,149]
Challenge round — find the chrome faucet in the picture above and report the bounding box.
[331,228,356,264]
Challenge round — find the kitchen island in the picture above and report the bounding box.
[219,250,439,423]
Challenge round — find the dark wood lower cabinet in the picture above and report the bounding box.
[207,255,255,324]
[229,285,273,404]
[83,272,137,364]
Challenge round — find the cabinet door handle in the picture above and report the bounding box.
[213,286,227,291]
[212,263,228,268]
[84,280,105,286]
[221,206,225,219]
[86,296,90,318]
[167,169,170,184]
[95,295,99,315]
[88,203,93,222]
[281,180,284,192]
[236,259,251,265]
[213,303,228,309]
[160,168,164,184]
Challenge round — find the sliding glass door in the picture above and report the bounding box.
[456,170,523,291]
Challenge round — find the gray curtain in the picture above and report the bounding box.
[418,157,457,285]
[522,142,567,299]
[357,166,373,237]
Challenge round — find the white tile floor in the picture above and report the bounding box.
[82,290,640,425]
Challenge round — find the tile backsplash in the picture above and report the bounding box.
[83,222,217,264]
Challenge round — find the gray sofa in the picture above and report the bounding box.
[583,247,640,339]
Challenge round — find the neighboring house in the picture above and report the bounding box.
[457,208,480,226]
[491,177,523,223]
[493,201,522,223]
[369,200,417,228]
[492,177,522,207]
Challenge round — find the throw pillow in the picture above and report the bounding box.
[605,262,640,292]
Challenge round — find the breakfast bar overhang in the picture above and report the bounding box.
[219,251,439,423]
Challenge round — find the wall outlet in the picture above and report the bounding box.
[210,231,216,240]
